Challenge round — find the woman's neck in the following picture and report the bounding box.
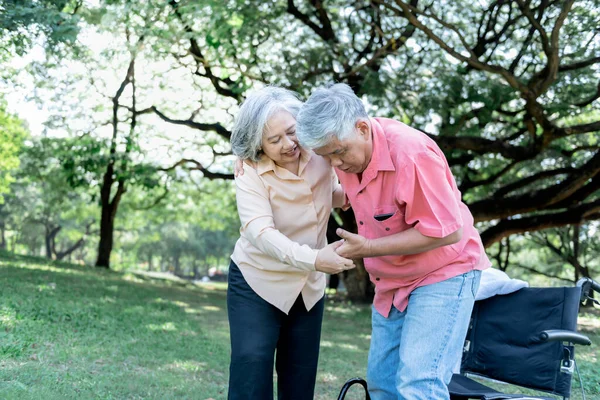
[276,158,300,175]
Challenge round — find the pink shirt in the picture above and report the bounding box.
[336,118,490,317]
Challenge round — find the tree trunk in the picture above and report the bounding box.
[147,252,153,271]
[96,199,115,268]
[45,228,52,259]
[95,167,125,268]
[45,225,61,260]
[96,57,135,269]
[174,255,181,276]
[0,223,6,250]
[193,260,199,279]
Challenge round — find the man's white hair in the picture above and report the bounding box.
[296,83,368,149]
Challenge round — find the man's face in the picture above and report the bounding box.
[313,120,372,174]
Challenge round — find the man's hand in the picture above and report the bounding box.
[234,157,244,177]
[335,228,372,259]
[315,240,356,274]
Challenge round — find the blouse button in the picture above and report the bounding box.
[375,277,380,281]
[359,221,364,225]
[385,227,390,231]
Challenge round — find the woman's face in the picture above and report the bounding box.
[261,110,300,166]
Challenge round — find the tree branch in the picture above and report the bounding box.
[471,151,600,220]
[160,158,233,180]
[287,0,338,43]
[559,56,600,72]
[480,199,600,247]
[493,167,575,197]
[149,106,231,140]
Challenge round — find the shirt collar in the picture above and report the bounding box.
[366,117,395,173]
[256,146,312,178]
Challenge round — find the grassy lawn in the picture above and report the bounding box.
[1,251,598,399]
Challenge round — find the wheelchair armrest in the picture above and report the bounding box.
[539,329,591,345]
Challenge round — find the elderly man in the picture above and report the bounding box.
[296,83,490,400]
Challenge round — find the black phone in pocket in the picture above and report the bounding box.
[374,213,394,221]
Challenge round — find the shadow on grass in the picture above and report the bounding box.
[0,251,230,399]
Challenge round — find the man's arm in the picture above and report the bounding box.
[335,227,463,259]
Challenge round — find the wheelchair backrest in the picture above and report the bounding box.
[461,286,581,398]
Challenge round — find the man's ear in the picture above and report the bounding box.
[355,119,370,140]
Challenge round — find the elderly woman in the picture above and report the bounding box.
[227,86,354,400]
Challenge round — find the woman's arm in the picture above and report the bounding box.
[236,163,354,273]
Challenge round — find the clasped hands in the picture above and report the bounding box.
[315,228,371,275]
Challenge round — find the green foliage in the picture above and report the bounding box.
[0,0,82,60]
[0,101,27,204]
[4,0,599,281]
[493,224,600,286]
[0,137,97,258]
[114,179,239,275]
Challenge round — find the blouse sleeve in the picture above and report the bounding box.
[235,163,318,271]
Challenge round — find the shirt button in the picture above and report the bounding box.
[375,277,380,281]
[359,221,363,225]
[385,227,390,231]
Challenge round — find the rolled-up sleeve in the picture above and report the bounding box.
[235,164,317,271]
[396,151,463,238]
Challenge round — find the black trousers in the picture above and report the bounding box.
[227,260,324,400]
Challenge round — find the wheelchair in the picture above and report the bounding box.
[337,277,600,400]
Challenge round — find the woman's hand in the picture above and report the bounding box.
[315,240,356,274]
[234,157,244,177]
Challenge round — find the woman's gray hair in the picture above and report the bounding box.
[231,86,302,161]
[296,83,368,149]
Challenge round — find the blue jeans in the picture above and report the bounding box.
[367,270,482,400]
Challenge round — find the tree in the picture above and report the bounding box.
[519,224,598,284]
[160,0,599,299]
[0,0,83,60]
[9,1,599,297]
[0,101,27,204]
[0,137,97,258]
[114,179,239,274]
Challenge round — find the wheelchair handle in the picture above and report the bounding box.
[337,377,371,400]
[576,277,600,306]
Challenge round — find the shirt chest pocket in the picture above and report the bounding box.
[371,205,410,236]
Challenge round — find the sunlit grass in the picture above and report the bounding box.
[0,250,598,400]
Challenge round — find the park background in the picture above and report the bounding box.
[0,0,599,398]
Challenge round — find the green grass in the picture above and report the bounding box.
[0,251,598,399]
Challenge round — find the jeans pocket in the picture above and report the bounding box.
[456,273,467,298]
